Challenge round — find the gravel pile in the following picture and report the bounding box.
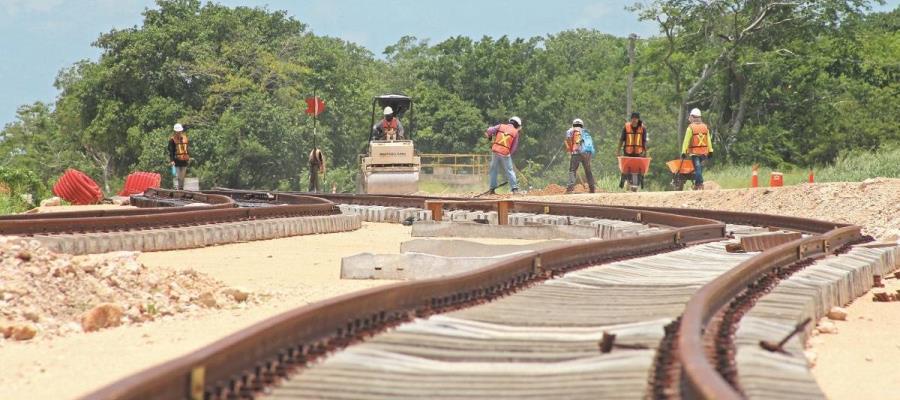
[519,178,900,239]
[0,236,254,341]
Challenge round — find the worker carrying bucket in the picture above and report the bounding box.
[485,116,522,195]
[564,118,596,194]
[616,112,651,191]
[680,108,713,190]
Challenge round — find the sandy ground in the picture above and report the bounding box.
[507,178,900,239]
[4,181,897,398]
[0,222,537,400]
[810,275,900,399]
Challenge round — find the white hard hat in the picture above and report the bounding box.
[173,123,184,132]
[690,108,702,117]
[383,106,393,115]
[509,116,522,126]
[572,118,584,126]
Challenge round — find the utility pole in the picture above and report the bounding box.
[626,34,637,118]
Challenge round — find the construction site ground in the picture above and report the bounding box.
[1,179,897,399]
[0,222,539,400]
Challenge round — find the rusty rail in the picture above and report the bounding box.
[83,198,725,400]
[678,224,862,399]
[0,189,338,236]
[69,192,863,400]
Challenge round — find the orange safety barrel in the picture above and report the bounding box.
[770,172,784,187]
[666,159,694,174]
[618,157,652,174]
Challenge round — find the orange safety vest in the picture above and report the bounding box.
[172,133,189,161]
[565,128,583,153]
[688,123,710,156]
[623,123,645,155]
[491,124,519,156]
[381,118,399,135]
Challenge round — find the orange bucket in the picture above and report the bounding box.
[666,159,694,174]
[770,172,784,187]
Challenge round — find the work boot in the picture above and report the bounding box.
[511,188,520,195]
[693,183,704,191]
[565,187,574,194]
[589,187,596,193]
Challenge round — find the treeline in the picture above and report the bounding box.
[1,0,897,195]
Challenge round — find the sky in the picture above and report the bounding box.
[1,0,897,126]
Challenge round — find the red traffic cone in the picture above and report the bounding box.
[808,169,814,183]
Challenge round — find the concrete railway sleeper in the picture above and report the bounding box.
[83,198,727,400]
[73,194,887,400]
[12,190,868,399]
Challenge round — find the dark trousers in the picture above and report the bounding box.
[566,153,595,192]
[308,164,320,193]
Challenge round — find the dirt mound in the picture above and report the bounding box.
[0,237,255,340]
[526,183,589,196]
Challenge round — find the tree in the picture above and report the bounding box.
[634,0,878,162]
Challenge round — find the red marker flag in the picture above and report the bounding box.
[305,97,326,116]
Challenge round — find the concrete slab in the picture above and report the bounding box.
[399,238,584,257]
[341,251,536,280]
[410,221,599,240]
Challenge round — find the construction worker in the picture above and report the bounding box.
[681,108,713,190]
[617,112,648,189]
[167,123,189,190]
[485,116,522,194]
[372,106,404,140]
[308,147,325,193]
[618,112,648,157]
[564,118,596,193]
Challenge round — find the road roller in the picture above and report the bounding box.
[358,94,420,194]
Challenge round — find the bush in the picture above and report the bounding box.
[0,166,48,200]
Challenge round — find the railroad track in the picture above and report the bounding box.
[74,192,896,400]
[0,189,338,236]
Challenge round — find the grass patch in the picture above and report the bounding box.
[0,194,32,215]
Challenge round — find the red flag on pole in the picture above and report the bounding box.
[305,97,326,116]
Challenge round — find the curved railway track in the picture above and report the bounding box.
[39,192,881,400]
[0,189,338,236]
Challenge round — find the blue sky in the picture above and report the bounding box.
[1,0,897,126]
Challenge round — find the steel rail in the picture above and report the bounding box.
[83,200,725,400]
[0,189,338,236]
[53,191,862,400]
[677,224,862,400]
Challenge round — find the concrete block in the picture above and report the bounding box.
[341,251,535,280]
[410,220,598,240]
[400,238,578,257]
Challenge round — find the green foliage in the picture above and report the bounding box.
[0,166,47,199]
[817,145,900,182]
[0,1,897,195]
[0,166,47,214]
